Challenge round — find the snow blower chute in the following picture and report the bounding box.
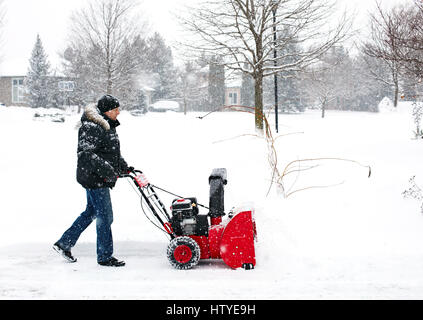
[121,168,257,270]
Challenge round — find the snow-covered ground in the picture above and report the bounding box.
[1,102,423,300]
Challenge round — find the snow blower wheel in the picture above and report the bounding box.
[167,236,201,270]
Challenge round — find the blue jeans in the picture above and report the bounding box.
[57,188,114,263]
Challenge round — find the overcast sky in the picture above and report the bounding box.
[0,0,411,76]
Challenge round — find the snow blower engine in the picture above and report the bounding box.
[121,168,257,270]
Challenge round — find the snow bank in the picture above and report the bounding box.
[150,100,180,111]
[378,97,395,113]
[1,105,423,299]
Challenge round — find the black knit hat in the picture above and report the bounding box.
[97,94,120,113]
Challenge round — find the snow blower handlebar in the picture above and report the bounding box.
[119,168,229,240]
[119,169,176,239]
[121,169,220,214]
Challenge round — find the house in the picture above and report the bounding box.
[0,75,26,106]
[193,65,243,109]
[141,85,155,108]
[0,75,80,107]
[0,68,244,109]
[225,76,242,106]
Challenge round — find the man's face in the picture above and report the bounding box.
[105,107,120,121]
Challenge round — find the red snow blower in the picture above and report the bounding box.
[120,168,257,270]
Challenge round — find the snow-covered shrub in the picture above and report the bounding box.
[378,97,395,113]
[403,176,423,214]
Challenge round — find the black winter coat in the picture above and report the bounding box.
[76,104,128,189]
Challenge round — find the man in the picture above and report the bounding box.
[53,95,132,267]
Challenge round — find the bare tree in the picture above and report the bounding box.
[305,67,337,119]
[67,0,148,98]
[179,0,351,130]
[361,2,411,108]
[0,0,6,63]
[395,1,423,80]
[362,1,423,89]
[304,46,355,118]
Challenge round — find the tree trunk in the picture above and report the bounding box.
[321,98,326,118]
[254,73,264,130]
[393,77,399,108]
[107,77,113,95]
[106,31,112,95]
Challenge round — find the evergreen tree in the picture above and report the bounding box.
[61,46,95,110]
[263,27,307,113]
[134,90,147,110]
[353,53,391,112]
[178,61,206,113]
[145,33,177,101]
[325,46,354,111]
[26,34,53,108]
[207,56,225,111]
[277,29,306,113]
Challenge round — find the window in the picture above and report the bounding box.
[58,81,75,92]
[12,78,25,103]
[229,92,238,105]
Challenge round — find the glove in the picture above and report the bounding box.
[118,166,134,176]
[126,166,135,173]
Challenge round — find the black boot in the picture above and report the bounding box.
[98,257,125,267]
[53,242,77,263]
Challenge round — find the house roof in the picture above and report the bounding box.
[0,57,65,77]
[225,76,242,88]
[199,65,209,74]
[0,75,26,78]
[142,86,155,92]
[0,57,28,77]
